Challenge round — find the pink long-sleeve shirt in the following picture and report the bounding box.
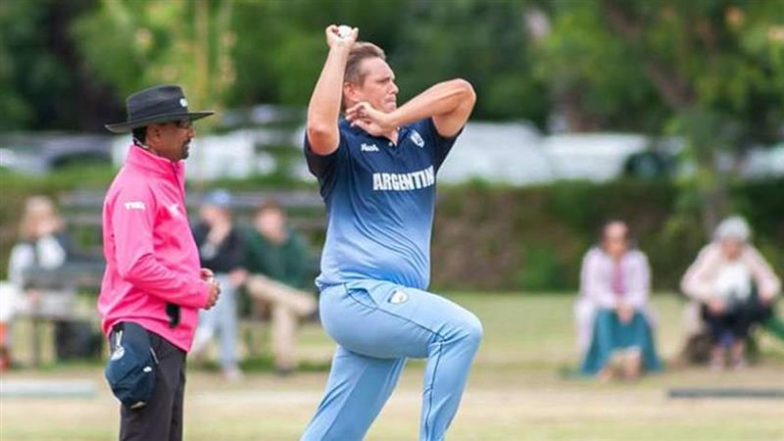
[580,247,651,310]
[681,243,781,303]
[98,145,210,352]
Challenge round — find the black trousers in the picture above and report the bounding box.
[113,329,186,441]
[701,296,774,344]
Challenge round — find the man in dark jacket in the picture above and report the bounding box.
[192,190,246,381]
[244,199,316,375]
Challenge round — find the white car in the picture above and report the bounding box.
[0,133,114,175]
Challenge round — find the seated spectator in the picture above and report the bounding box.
[4,196,75,367]
[577,220,662,380]
[681,216,781,370]
[191,190,246,381]
[244,200,317,375]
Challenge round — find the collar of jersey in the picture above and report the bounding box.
[126,144,184,179]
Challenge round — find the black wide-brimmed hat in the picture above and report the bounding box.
[105,84,214,133]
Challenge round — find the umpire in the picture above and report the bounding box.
[98,85,221,441]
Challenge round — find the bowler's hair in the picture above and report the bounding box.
[345,42,386,85]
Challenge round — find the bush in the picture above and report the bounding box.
[430,178,784,292]
[2,168,781,293]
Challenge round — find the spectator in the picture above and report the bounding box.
[8,196,71,292]
[577,220,662,380]
[681,216,781,370]
[244,200,317,375]
[4,196,75,367]
[191,190,246,381]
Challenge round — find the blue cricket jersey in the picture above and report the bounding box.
[305,118,460,290]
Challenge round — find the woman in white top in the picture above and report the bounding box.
[8,196,70,287]
[681,216,781,370]
[2,196,72,368]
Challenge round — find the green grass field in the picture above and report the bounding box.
[1,294,783,441]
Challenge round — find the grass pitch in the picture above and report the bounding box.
[1,293,782,441]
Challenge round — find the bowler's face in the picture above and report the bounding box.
[353,58,399,113]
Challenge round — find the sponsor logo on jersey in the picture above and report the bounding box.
[372,166,435,191]
[124,201,146,211]
[360,143,380,152]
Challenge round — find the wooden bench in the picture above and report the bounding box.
[18,262,105,366]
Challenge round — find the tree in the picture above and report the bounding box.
[0,0,119,131]
[393,0,547,123]
[227,0,412,108]
[537,0,784,233]
[73,0,236,128]
[74,0,548,123]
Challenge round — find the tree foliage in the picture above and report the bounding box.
[0,0,118,131]
[73,0,236,125]
[535,0,784,231]
[3,0,782,152]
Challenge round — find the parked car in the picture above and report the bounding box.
[540,133,652,182]
[441,128,680,185]
[438,121,549,185]
[0,133,114,175]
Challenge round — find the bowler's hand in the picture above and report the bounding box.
[346,102,394,136]
[325,24,358,49]
[205,278,221,310]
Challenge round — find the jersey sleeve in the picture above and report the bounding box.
[420,118,463,171]
[304,127,350,198]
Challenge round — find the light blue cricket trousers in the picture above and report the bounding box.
[193,273,239,371]
[301,280,483,441]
